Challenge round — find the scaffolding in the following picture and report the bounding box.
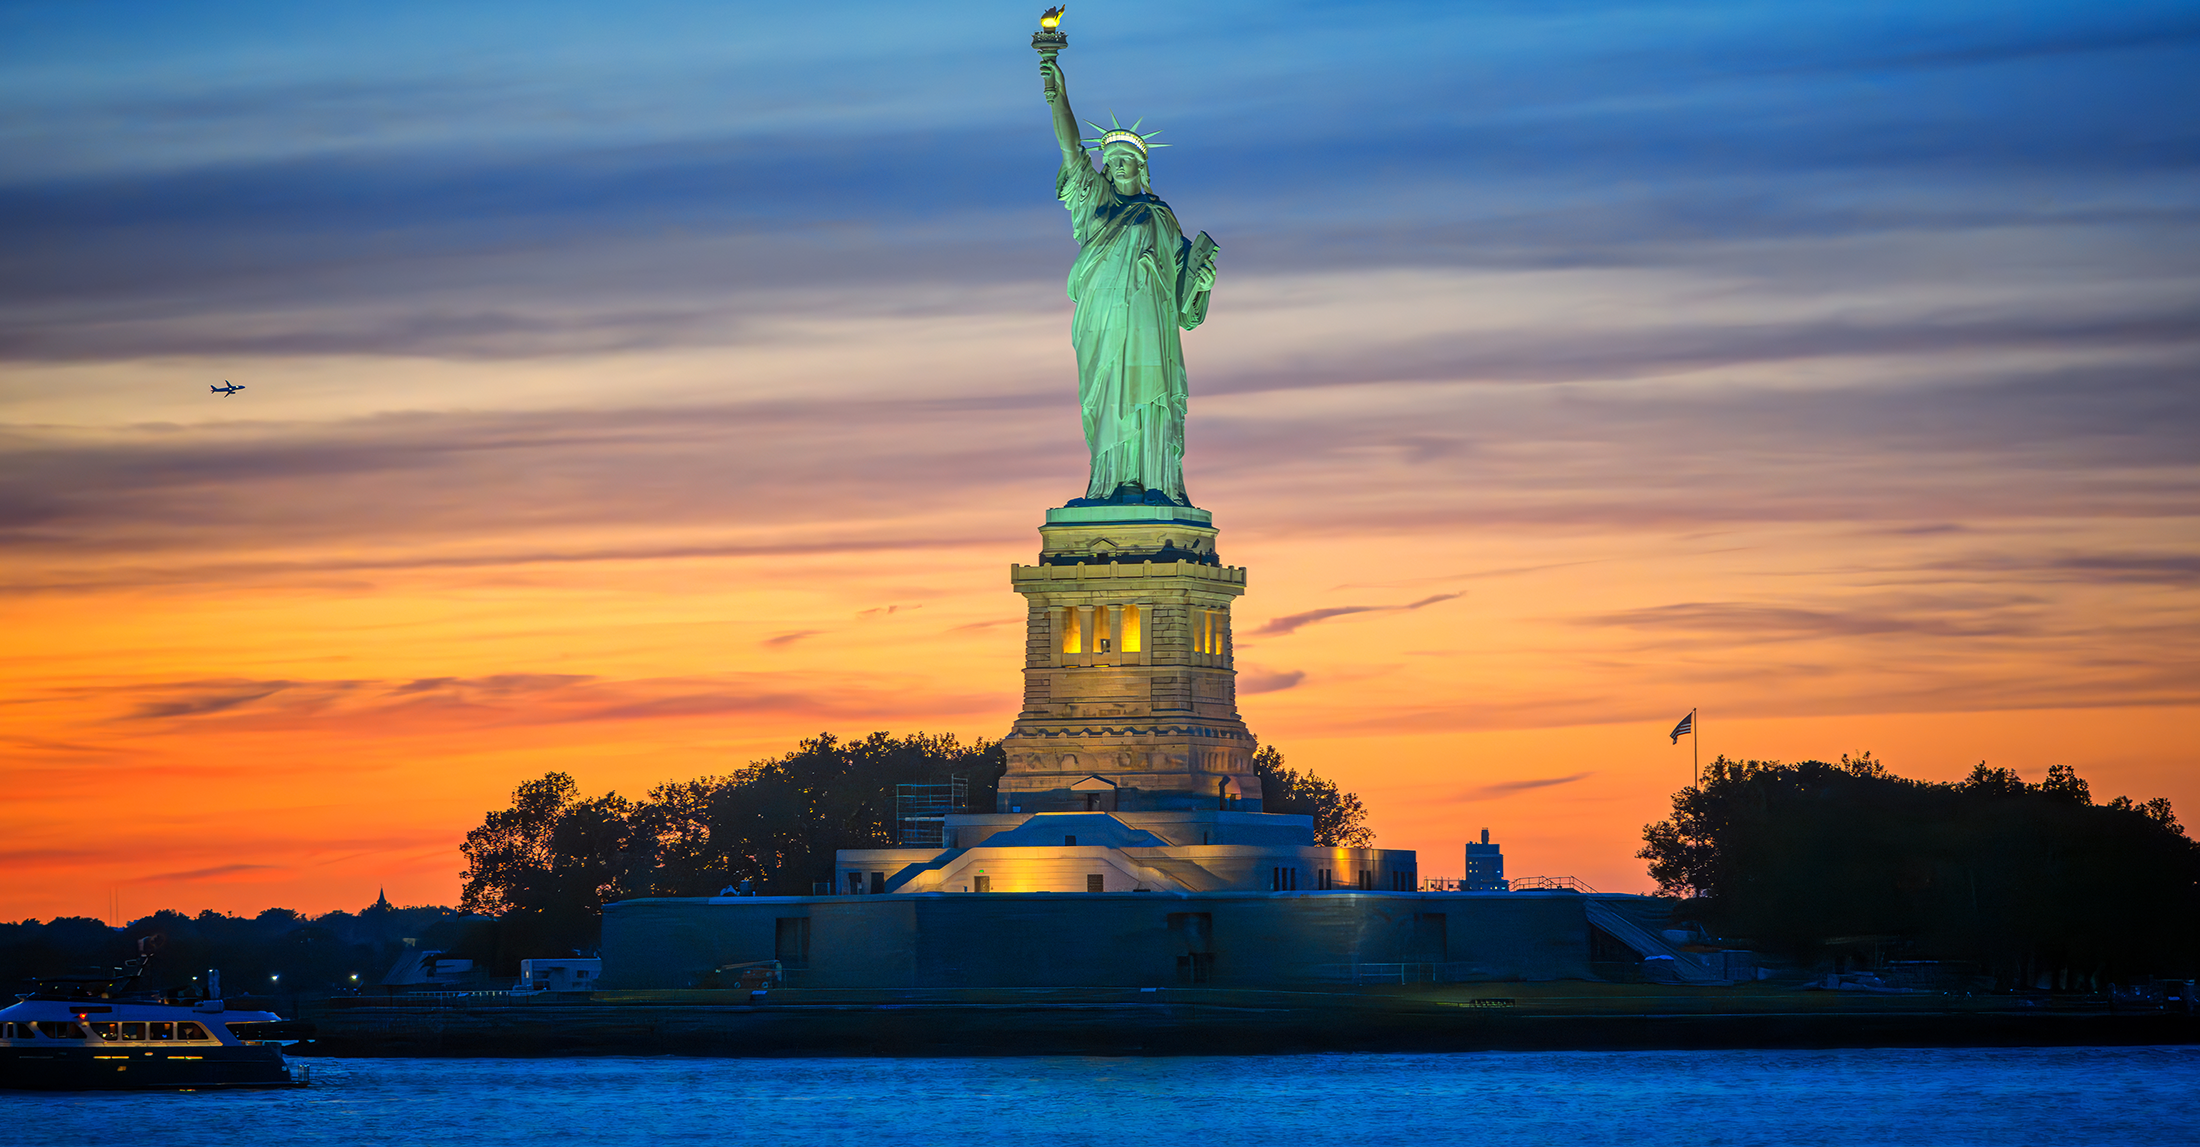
[895,776,968,847]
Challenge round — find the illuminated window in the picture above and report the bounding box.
[178,1022,211,1041]
[1118,604,1142,652]
[1193,608,1228,656]
[1059,606,1082,653]
[120,1022,145,1041]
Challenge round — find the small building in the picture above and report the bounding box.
[1465,828,1506,891]
[519,958,602,992]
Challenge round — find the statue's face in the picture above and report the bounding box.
[1105,149,1145,194]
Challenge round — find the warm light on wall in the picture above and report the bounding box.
[1061,604,1142,655]
[1194,608,1227,656]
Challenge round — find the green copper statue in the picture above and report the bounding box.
[1040,47,1217,507]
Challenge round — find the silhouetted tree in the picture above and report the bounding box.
[458,772,647,962]
[0,899,464,996]
[642,731,1005,896]
[1253,745,1373,847]
[1639,753,2200,985]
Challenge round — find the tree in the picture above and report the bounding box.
[1253,745,1373,847]
[459,772,646,961]
[643,731,1005,896]
[1638,754,2200,984]
[0,899,467,996]
[458,734,1374,926]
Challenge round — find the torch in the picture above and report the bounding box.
[1032,6,1067,61]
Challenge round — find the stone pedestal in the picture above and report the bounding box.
[999,504,1263,812]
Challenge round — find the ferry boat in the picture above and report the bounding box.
[0,946,311,1091]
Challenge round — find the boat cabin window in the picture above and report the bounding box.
[150,1021,175,1040]
[178,1022,211,1040]
[121,1021,147,1040]
[91,1022,117,1039]
[36,1021,87,1039]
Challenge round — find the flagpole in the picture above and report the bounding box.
[1692,708,1699,788]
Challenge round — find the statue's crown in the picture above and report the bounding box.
[1080,115,1168,156]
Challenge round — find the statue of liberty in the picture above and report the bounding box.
[1040,50,1217,507]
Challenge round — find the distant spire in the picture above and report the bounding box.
[372,886,392,912]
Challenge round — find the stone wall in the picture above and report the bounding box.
[600,891,1626,990]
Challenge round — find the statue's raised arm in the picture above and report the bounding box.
[1040,59,1083,163]
[1035,20,1217,508]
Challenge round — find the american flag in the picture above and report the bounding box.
[1668,711,1694,743]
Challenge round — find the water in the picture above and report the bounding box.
[9,1048,2198,1145]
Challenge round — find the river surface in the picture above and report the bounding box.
[10,1047,2198,1145]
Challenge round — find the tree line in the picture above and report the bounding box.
[0,900,475,997]
[2,733,1372,988]
[458,731,1374,961]
[1640,753,2199,986]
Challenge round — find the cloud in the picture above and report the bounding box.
[387,674,591,697]
[1238,668,1306,695]
[1466,773,1596,800]
[1584,600,2041,642]
[127,681,294,720]
[1251,606,1381,638]
[140,863,282,883]
[1251,593,1462,637]
[1921,553,2200,587]
[3,4,2193,363]
[73,670,1002,740]
[762,631,821,648]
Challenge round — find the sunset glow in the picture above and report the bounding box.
[4,1,2195,921]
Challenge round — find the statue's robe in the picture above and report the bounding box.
[1059,151,1212,503]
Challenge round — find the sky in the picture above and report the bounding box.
[3,0,2196,921]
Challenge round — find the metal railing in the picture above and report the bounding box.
[1420,877,1511,892]
[1305,962,1490,985]
[329,989,570,1007]
[1419,875,1598,893]
[1506,875,1598,893]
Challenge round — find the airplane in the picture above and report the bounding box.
[210,381,244,396]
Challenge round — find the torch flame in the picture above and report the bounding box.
[1041,6,1065,30]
